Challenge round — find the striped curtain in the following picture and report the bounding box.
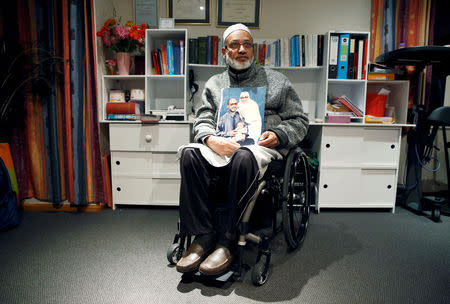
[370,0,435,62]
[11,0,106,206]
[370,0,436,108]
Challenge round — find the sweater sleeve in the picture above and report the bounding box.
[269,78,309,149]
[193,79,219,143]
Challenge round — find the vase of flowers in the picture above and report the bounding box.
[96,18,147,75]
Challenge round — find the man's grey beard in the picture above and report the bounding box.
[225,52,253,70]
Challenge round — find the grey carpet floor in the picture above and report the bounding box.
[0,206,449,304]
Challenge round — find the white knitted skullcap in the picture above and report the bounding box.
[223,23,252,42]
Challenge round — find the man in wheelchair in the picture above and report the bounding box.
[175,23,309,278]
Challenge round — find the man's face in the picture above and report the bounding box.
[227,98,238,112]
[223,30,254,70]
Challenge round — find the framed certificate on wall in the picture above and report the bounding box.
[135,0,158,27]
[217,0,260,28]
[168,0,211,25]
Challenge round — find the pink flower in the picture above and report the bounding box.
[105,59,117,67]
[114,26,129,39]
[101,31,111,47]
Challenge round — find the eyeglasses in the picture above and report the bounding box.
[226,41,253,50]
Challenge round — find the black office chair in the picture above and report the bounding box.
[422,106,450,221]
[167,146,313,286]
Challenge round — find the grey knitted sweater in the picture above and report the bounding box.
[193,63,309,155]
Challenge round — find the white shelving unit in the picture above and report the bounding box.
[99,28,412,211]
[314,31,412,213]
[101,29,191,209]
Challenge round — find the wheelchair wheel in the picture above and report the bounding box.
[282,150,310,249]
[167,243,183,264]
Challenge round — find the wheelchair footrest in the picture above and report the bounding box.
[192,269,235,282]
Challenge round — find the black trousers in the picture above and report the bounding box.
[179,147,259,241]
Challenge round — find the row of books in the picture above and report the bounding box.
[188,36,225,65]
[329,33,368,80]
[188,34,325,68]
[151,40,185,75]
[253,34,324,68]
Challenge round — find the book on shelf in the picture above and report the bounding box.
[140,113,162,123]
[330,95,364,117]
[166,40,175,75]
[180,40,185,74]
[368,72,395,80]
[197,36,207,64]
[188,38,198,64]
[107,114,138,120]
[106,102,141,115]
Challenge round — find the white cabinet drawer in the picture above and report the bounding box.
[112,176,152,205]
[111,152,152,175]
[362,128,400,166]
[360,169,396,207]
[321,127,363,165]
[318,168,361,206]
[111,151,179,177]
[110,123,190,151]
[151,178,180,206]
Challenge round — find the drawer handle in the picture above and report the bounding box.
[325,144,330,148]
[391,144,395,149]
[323,184,328,189]
[145,135,152,143]
[116,161,120,165]
[387,185,392,189]
[116,187,121,192]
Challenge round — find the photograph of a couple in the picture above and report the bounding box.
[216,87,266,146]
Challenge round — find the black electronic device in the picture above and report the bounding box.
[189,69,198,94]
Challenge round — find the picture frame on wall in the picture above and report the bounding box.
[167,0,211,25]
[135,0,158,28]
[217,0,260,28]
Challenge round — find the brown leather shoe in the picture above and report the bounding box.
[199,245,233,276]
[176,242,208,273]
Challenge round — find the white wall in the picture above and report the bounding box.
[94,0,371,37]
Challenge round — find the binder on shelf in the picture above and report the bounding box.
[337,34,350,79]
[328,33,339,78]
[357,39,364,80]
[347,38,356,79]
[362,39,368,79]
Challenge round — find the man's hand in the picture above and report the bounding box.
[227,129,238,137]
[258,131,278,148]
[205,135,240,156]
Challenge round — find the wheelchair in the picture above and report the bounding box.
[167,146,313,286]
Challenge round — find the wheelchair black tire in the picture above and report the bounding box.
[251,260,269,286]
[167,243,183,264]
[282,149,310,249]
